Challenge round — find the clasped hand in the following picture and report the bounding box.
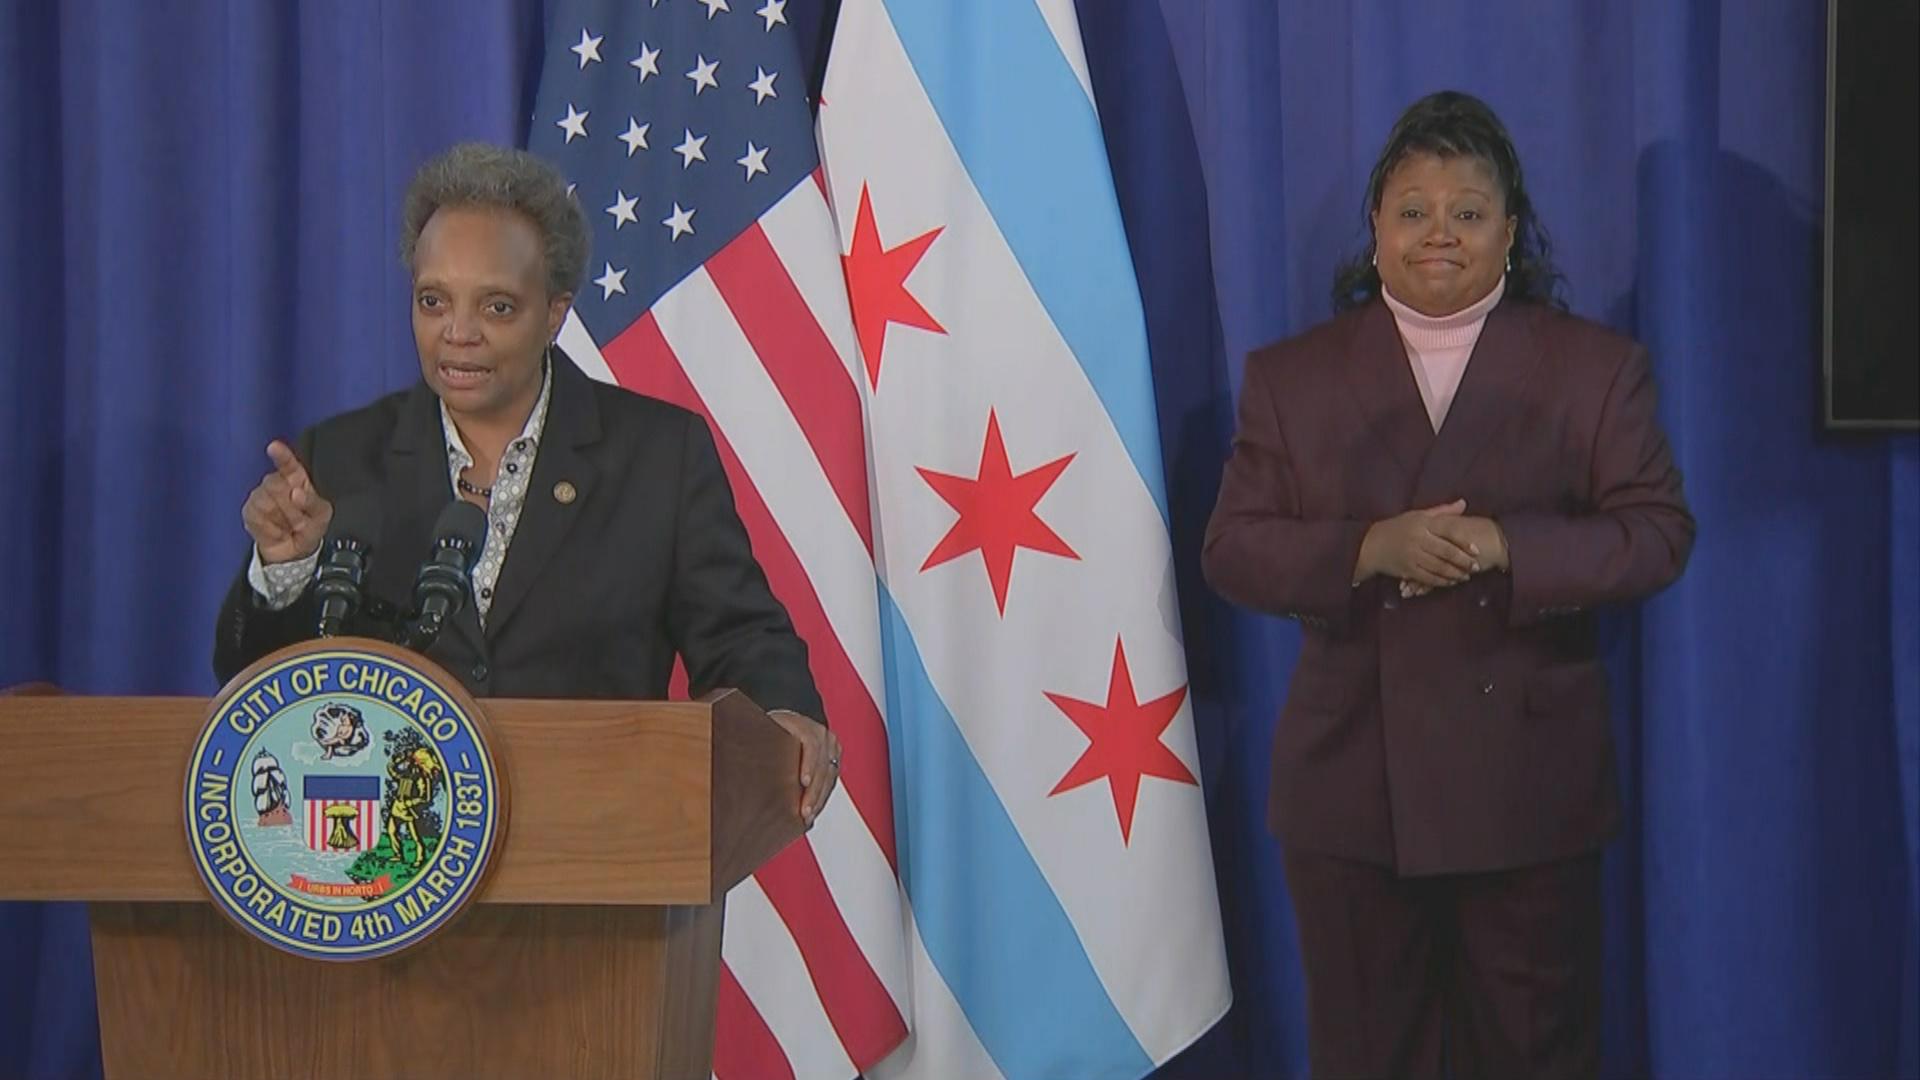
[1356,499,1508,598]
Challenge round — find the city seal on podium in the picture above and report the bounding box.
[184,640,506,961]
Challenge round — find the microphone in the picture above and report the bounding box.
[402,501,488,651]
[313,495,382,638]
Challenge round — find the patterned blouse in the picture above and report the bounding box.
[248,362,555,629]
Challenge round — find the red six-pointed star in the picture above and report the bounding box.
[917,410,1078,614]
[1046,637,1197,845]
[841,183,944,389]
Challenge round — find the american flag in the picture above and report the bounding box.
[527,2,910,1077]
[302,774,381,854]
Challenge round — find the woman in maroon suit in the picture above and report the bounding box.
[1203,91,1693,1078]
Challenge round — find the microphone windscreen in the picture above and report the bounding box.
[431,499,488,557]
[324,491,383,549]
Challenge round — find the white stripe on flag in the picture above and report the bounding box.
[758,180,867,400]
[806,787,911,1015]
[867,905,1004,1080]
[559,311,617,386]
[1032,0,1096,103]
[651,267,887,711]
[723,875,860,1080]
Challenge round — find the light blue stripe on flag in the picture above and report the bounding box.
[878,586,1153,1080]
[881,0,1169,522]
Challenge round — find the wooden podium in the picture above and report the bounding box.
[0,678,805,1079]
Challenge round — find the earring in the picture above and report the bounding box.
[1505,254,1513,273]
[1371,251,1378,268]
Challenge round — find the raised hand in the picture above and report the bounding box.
[242,440,334,564]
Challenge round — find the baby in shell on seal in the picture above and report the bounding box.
[310,702,371,760]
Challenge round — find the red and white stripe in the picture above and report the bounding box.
[303,799,379,853]
[560,176,908,1080]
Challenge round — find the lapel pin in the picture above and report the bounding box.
[552,480,577,505]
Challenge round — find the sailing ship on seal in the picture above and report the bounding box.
[252,749,292,826]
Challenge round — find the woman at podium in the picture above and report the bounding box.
[212,143,841,826]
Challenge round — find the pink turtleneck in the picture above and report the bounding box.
[1381,276,1506,432]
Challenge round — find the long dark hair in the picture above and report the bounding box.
[1331,91,1567,312]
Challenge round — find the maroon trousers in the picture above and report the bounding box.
[1280,847,1604,1079]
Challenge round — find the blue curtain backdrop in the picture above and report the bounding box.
[3,2,1915,1078]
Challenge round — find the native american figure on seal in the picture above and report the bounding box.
[381,730,445,867]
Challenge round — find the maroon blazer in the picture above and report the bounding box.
[1202,297,1693,876]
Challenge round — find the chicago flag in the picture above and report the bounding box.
[820,1,1230,1077]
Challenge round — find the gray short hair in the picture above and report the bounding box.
[400,143,589,299]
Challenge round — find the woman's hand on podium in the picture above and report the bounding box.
[244,439,335,564]
[770,709,841,828]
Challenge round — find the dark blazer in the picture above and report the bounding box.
[213,351,823,723]
[1202,298,1692,876]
